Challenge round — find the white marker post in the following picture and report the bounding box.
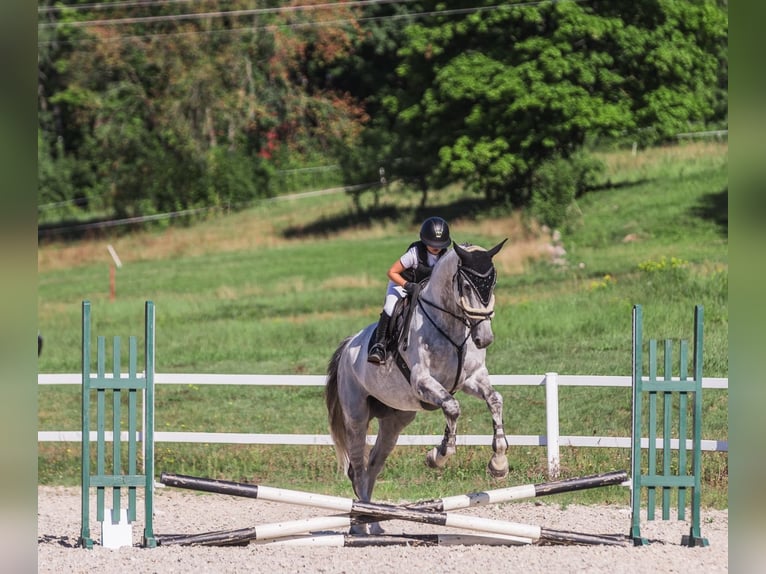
[107,244,123,301]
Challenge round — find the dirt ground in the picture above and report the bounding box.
[37,485,727,573]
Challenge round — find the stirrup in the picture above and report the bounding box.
[367,343,386,364]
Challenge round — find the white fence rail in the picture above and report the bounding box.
[38,373,728,476]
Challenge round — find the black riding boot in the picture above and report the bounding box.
[367,312,391,364]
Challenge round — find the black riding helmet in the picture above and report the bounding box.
[420,216,451,250]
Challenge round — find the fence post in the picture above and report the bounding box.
[545,372,560,478]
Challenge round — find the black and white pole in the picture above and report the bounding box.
[408,470,628,511]
[161,470,626,514]
[160,530,535,547]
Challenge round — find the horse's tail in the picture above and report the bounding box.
[325,336,352,475]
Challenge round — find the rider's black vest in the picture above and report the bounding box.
[400,241,442,284]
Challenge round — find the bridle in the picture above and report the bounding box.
[456,263,497,320]
[419,265,496,333]
[416,261,497,393]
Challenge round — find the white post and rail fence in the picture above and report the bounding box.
[38,372,728,478]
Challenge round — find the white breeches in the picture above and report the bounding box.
[382,281,407,316]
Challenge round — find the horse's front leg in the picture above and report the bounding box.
[426,421,459,469]
[462,373,509,479]
[415,379,461,469]
[486,392,509,478]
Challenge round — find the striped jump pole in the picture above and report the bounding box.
[260,530,625,547]
[157,513,536,547]
[256,532,536,547]
[407,470,627,511]
[161,531,537,547]
[161,470,626,514]
[159,472,626,546]
[159,520,625,547]
[158,515,370,546]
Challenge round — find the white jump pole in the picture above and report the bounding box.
[256,532,533,547]
[159,519,534,547]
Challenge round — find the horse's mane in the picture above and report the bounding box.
[428,245,459,283]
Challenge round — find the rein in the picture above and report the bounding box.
[416,297,472,394]
[418,297,473,348]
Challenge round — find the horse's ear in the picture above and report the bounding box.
[452,241,467,262]
[487,238,508,259]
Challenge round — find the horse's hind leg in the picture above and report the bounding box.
[368,410,417,493]
[344,415,372,502]
[358,410,417,534]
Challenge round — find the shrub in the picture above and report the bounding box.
[530,152,604,229]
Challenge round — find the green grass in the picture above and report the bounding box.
[37,141,728,508]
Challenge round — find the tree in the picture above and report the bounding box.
[381,0,727,221]
[37,0,368,220]
[311,2,432,207]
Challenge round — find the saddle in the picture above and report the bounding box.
[368,281,422,360]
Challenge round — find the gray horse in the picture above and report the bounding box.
[325,240,509,533]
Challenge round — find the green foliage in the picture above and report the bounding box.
[38,1,727,226]
[530,152,604,229]
[37,129,77,211]
[635,256,727,308]
[206,147,275,207]
[385,0,727,206]
[37,1,364,222]
[638,255,690,274]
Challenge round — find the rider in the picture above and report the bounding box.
[367,216,452,364]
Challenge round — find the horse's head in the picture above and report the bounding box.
[452,239,507,348]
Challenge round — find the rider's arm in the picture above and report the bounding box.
[387,259,408,287]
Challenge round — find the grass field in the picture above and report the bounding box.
[37,141,728,507]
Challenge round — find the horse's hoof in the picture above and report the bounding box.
[487,456,509,479]
[425,447,446,469]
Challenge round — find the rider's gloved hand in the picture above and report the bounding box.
[404,282,417,294]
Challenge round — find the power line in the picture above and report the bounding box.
[37,182,378,237]
[38,1,572,47]
[39,0,584,29]
[38,0,421,28]
[38,0,218,14]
